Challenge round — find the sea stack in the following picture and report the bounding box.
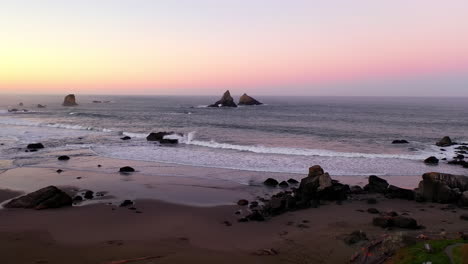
[208,90,237,107]
[238,93,262,105]
[62,94,78,106]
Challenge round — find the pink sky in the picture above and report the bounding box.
[1,0,468,96]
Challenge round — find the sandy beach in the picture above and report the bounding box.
[1,150,467,264]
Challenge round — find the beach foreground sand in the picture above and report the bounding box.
[0,151,467,263]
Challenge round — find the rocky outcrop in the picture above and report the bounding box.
[37,104,46,108]
[244,166,350,222]
[3,186,72,210]
[436,136,453,147]
[208,90,237,107]
[415,172,468,204]
[62,94,78,106]
[238,93,262,105]
[146,132,178,144]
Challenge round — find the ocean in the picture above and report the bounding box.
[1,94,467,183]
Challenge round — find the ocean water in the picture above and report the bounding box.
[1,94,468,182]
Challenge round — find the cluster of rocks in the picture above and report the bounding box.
[422,136,468,168]
[240,166,351,221]
[146,132,179,144]
[208,90,262,108]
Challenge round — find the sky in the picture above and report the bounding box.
[1,0,468,96]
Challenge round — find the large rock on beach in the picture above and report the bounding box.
[62,94,78,106]
[415,172,468,204]
[436,136,453,147]
[4,186,72,210]
[392,140,409,144]
[208,90,237,107]
[364,175,389,193]
[238,93,262,105]
[385,185,415,200]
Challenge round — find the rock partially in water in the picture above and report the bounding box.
[146,132,178,144]
[120,200,134,207]
[392,140,409,144]
[119,166,135,173]
[120,136,131,140]
[208,90,237,108]
[238,93,262,105]
[436,136,453,147]
[424,156,439,165]
[57,155,70,161]
[264,178,279,187]
[4,186,72,210]
[27,143,44,150]
[62,94,78,106]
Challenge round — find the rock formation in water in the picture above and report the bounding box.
[436,136,453,147]
[208,90,237,107]
[62,94,78,106]
[238,93,262,105]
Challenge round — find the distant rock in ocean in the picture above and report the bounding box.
[62,94,78,106]
[208,90,237,107]
[37,104,46,108]
[238,93,262,105]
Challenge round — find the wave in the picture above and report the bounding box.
[0,117,113,133]
[166,132,430,160]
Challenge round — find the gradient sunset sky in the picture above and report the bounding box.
[1,0,468,96]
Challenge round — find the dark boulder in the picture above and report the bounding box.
[121,136,131,140]
[84,191,94,199]
[436,136,453,147]
[62,94,78,106]
[392,140,409,144]
[27,143,44,150]
[287,178,299,184]
[364,175,389,193]
[208,90,237,107]
[238,93,262,105]
[278,181,289,188]
[146,132,178,144]
[3,186,72,210]
[57,155,70,161]
[119,200,133,207]
[73,195,83,203]
[264,178,279,187]
[37,104,46,108]
[119,166,135,173]
[367,208,380,214]
[415,172,468,203]
[350,185,364,194]
[385,185,415,200]
[424,156,439,165]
